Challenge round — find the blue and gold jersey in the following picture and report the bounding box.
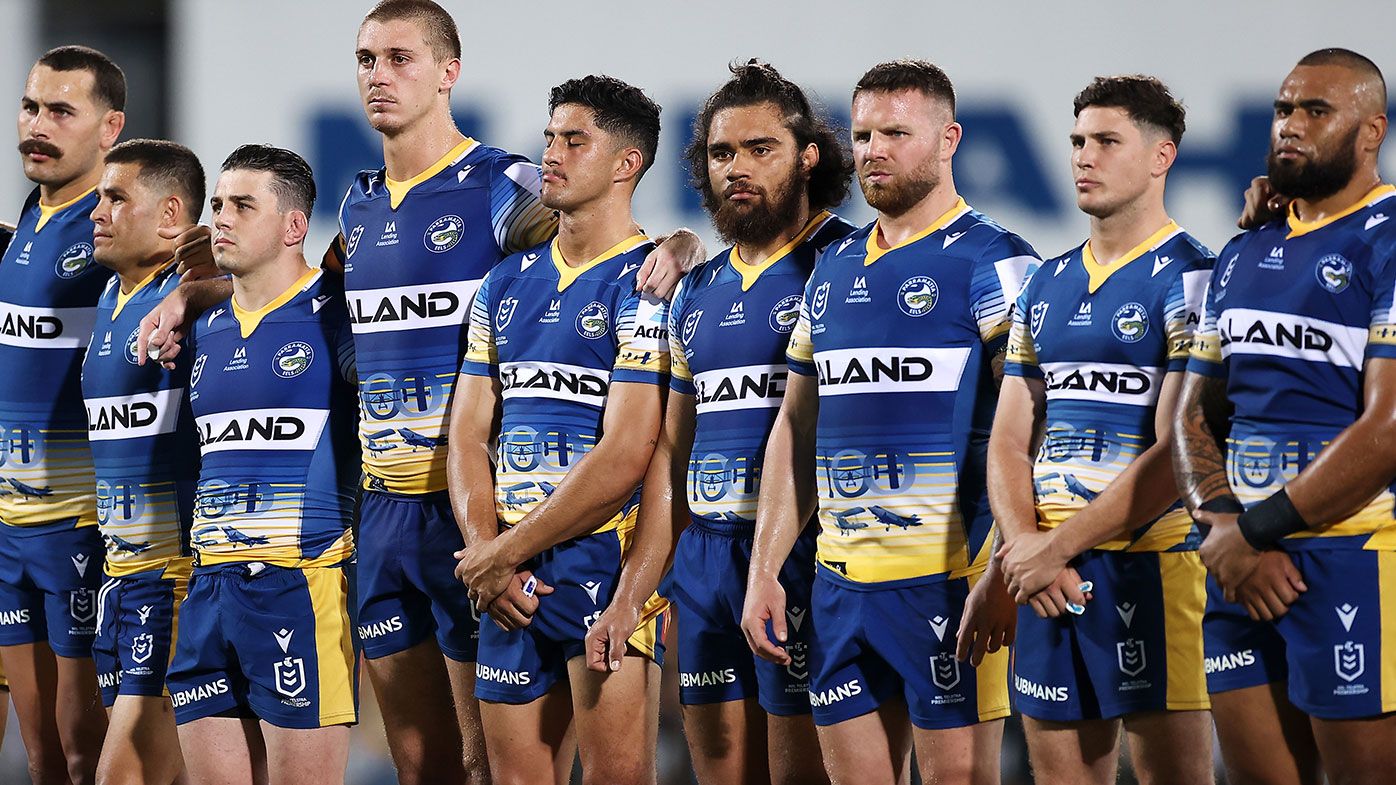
[336,138,556,496]
[669,212,856,529]
[1189,184,1396,551]
[786,198,1039,585]
[0,187,111,528]
[82,262,198,577]
[1006,223,1213,551]
[460,235,669,534]
[187,269,359,566]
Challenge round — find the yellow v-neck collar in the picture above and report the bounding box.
[864,197,969,266]
[232,267,321,338]
[113,259,176,319]
[1081,220,1181,294]
[729,211,832,292]
[552,234,649,292]
[36,185,97,232]
[385,137,477,210]
[1286,183,1396,239]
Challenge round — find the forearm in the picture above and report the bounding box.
[987,444,1039,548]
[176,277,233,317]
[1284,413,1396,526]
[1172,372,1236,512]
[1052,444,1182,556]
[749,411,817,580]
[446,443,500,548]
[609,461,686,614]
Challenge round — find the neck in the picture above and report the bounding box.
[735,201,813,265]
[115,246,176,293]
[556,193,639,265]
[232,251,310,312]
[39,165,102,207]
[1292,165,1384,224]
[1087,195,1171,264]
[876,176,959,247]
[381,109,466,182]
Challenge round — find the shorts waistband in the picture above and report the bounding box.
[690,516,754,538]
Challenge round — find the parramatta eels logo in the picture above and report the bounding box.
[1315,253,1352,294]
[769,295,802,334]
[576,301,609,339]
[191,354,208,387]
[123,327,143,365]
[56,242,93,278]
[345,224,364,259]
[1029,301,1049,339]
[272,342,314,379]
[423,215,464,253]
[496,297,519,331]
[898,276,939,317]
[1111,302,1149,343]
[810,282,831,320]
[681,309,703,346]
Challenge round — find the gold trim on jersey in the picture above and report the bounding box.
[551,233,649,292]
[1081,220,1180,294]
[195,528,354,569]
[35,185,97,232]
[231,267,321,338]
[863,197,969,266]
[729,210,832,291]
[385,137,478,210]
[113,259,177,319]
[1286,183,1396,239]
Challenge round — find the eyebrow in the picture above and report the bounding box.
[21,95,79,114]
[1275,98,1335,110]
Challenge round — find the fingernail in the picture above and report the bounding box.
[610,660,620,670]
[1066,603,1086,615]
[1078,581,1093,593]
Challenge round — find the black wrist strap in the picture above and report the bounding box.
[1199,497,1245,516]
[1236,488,1308,550]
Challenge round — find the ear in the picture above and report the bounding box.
[800,141,820,175]
[941,121,963,160]
[161,195,185,229]
[1363,113,1388,154]
[1153,138,1178,178]
[614,147,645,185]
[285,210,310,247]
[441,57,461,94]
[100,110,125,152]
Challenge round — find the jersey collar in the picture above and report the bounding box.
[1286,183,1396,239]
[232,267,321,338]
[112,258,177,319]
[551,234,649,292]
[729,211,832,292]
[384,137,478,210]
[864,197,970,266]
[1081,220,1181,294]
[35,185,97,233]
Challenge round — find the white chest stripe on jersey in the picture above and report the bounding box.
[692,364,786,414]
[346,280,481,335]
[1040,362,1163,405]
[85,388,184,441]
[196,408,330,453]
[500,361,611,407]
[813,347,972,396]
[0,302,96,349]
[1218,308,1367,368]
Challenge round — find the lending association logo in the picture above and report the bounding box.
[423,215,464,253]
[898,276,939,317]
[272,342,314,379]
[56,241,93,278]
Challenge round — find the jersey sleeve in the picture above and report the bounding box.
[972,234,1041,347]
[785,276,817,377]
[1185,280,1226,377]
[1367,239,1396,360]
[1002,276,1041,379]
[612,289,670,384]
[490,158,558,255]
[667,276,695,395]
[459,271,498,376]
[334,312,357,384]
[1164,262,1213,371]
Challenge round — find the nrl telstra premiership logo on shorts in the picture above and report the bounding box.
[131,631,154,664]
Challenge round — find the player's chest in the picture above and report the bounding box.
[341,188,498,289]
[1213,231,1376,318]
[1026,271,1167,363]
[491,280,618,363]
[806,257,976,344]
[680,277,803,374]
[0,221,110,306]
[188,324,333,411]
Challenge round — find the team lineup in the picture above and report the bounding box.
[0,1,1392,784]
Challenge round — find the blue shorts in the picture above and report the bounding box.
[0,522,104,657]
[1202,575,1289,695]
[167,562,357,729]
[1270,548,1396,719]
[356,491,478,662]
[807,569,1009,730]
[475,527,667,704]
[669,518,817,715]
[1013,550,1209,721]
[93,565,188,707]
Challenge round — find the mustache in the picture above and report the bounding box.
[18,139,61,159]
[722,183,765,199]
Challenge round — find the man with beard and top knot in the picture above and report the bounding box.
[583,60,854,785]
[1175,48,1396,785]
[744,60,1039,785]
[980,76,1214,785]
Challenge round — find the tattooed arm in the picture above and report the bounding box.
[1172,371,1236,514]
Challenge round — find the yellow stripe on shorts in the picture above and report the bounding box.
[308,567,357,726]
[1160,551,1210,711]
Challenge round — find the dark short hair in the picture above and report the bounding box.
[1298,47,1387,102]
[36,45,126,112]
[1073,75,1187,144]
[362,0,461,62]
[548,75,662,180]
[685,59,853,214]
[219,144,316,218]
[854,59,956,118]
[106,139,206,222]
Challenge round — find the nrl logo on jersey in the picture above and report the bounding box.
[496,297,519,331]
[1315,254,1352,294]
[1111,302,1149,343]
[424,215,464,253]
[681,309,703,345]
[576,301,609,339]
[769,295,802,334]
[345,225,364,259]
[1029,302,1049,338]
[898,276,939,317]
[55,242,93,279]
[191,354,208,388]
[810,282,831,320]
[272,341,314,379]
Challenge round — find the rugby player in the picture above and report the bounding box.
[583,60,853,785]
[743,60,1039,785]
[1175,48,1396,785]
[85,138,205,785]
[450,75,670,785]
[982,76,1213,785]
[164,145,358,785]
